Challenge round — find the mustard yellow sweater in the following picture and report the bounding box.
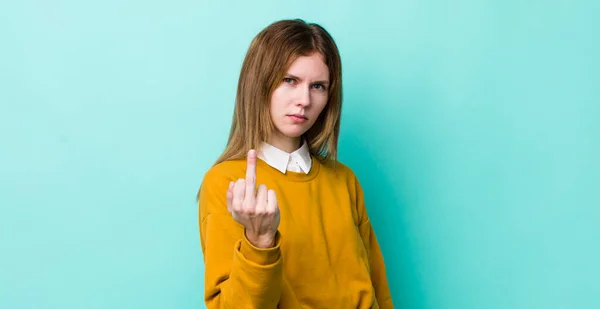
[198,156,393,308]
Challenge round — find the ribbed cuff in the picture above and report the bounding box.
[239,231,282,266]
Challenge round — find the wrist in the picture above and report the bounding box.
[239,230,281,266]
[245,230,276,248]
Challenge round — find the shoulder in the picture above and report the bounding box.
[318,157,358,179]
[197,159,246,202]
[201,158,247,184]
[318,157,369,223]
[317,157,362,188]
[197,159,247,216]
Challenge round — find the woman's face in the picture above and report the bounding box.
[269,52,330,146]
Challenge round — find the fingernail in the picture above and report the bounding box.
[249,149,255,156]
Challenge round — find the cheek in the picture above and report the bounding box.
[269,89,287,115]
[268,98,280,121]
[312,96,328,115]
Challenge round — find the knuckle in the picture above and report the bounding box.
[232,196,243,207]
[255,203,266,213]
[232,202,242,212]
[242,200,254,210]
[232,194,241,203]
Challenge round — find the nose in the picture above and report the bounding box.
[295,86,311,108]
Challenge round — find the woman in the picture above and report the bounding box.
[197,19,393,308]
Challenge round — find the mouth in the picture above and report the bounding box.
[287,114,308,122]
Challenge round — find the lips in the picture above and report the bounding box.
[287,114,308,123]
[288,114,307,120]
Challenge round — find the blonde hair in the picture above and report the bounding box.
[214,19,343,166]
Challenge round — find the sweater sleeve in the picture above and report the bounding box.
[198,170,283,309]
[358,218,394,309]
[354,174,394,309]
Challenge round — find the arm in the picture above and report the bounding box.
[354,175,394,308]
[358,218,394,309]
[198,170,283,308]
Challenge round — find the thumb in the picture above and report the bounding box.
[226,181,234,213]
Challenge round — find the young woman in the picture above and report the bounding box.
[197,19,393,308]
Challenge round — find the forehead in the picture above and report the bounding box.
[286,53,329,81]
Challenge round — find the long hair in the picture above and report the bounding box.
[214,19,343,166]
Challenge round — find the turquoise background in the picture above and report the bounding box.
[1,1,598,308]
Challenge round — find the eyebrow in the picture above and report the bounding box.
[286,74,330,85]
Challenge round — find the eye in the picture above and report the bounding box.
[283,77,295,84]
[312,84,327,91]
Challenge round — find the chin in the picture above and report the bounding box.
[282,131,305,138]
[279,127,308,138]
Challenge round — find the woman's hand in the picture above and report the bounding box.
[226,149,280,248]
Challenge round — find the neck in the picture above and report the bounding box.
[268,134,301,153]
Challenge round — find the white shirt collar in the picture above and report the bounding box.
[257,139,312,174]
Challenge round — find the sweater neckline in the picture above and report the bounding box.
[257,155,321,182]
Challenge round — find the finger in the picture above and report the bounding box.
[226,181,234,212]
[267,189,278,213]
[233,179,246,212]
[255,184,268,213]
[245,149,257,201]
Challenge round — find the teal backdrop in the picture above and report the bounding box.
[1,1,598,308]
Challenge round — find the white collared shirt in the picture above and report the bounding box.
[257,140,312,174]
